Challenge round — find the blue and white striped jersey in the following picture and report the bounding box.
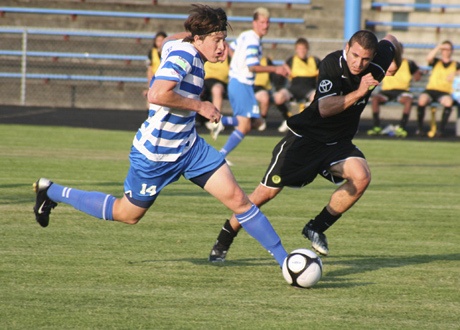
[229,30,262,85]
[132,40,204,162]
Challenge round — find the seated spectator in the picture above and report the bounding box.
[252,56,287,131]
[368,44,423,138]
[416,40,460,138]
[198,52,231,127]
[273,38,320,132]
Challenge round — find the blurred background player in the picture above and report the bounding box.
[197,47,231,127]
[416,40,460,137]
[144,31,167,109]
[368,44,423,138]
[213,7,290,162]
[252,55,287,131]
[274,38,320,133]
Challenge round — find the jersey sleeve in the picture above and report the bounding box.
[156,45,193,83]
[370,39,396,82]
[246,43,260,68]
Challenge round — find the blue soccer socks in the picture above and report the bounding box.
[220,129,245,157]
[47,183,116,220]
[221,116,238,127]
[235,204,288,266]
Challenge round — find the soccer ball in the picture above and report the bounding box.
[282,248,323,288]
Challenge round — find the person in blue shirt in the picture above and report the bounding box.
[33,5,288,268]
[211,7,290,162]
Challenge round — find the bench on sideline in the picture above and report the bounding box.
[0,7,305,27]
[0,72,146,84]
[0,50,146,63]
[365,20,460,33]
[169,0,311,9]
[371,2,460,13]
[0,26,303,47]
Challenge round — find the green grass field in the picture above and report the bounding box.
[1,124,459,329]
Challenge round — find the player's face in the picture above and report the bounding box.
[440,44,453,60]
[253,15,270,37]
[295,44,308,59]
[345,42,375,75]
[196,31,227,63]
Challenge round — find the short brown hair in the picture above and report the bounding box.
[295,37,309,49]
[183,5,228,41]
[348,30,378,53]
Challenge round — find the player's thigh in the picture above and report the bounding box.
[329,157,370,183]
[439,94,454,107]
[249,184,282,208]
[274,88,290,104]
[204,164,250,214]
[255,89,270,104]
[418,92,431,106]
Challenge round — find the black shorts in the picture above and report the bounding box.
[289,84,315,102]
[379,89,412,102]
[254,85,268,94]
[261,132,365,188]
[200,78,228,102]
[422,89,451,103]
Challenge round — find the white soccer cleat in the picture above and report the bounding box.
[210,121,225,140]
[278,120,289,133]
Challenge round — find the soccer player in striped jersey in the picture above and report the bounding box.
[33,5,288,268]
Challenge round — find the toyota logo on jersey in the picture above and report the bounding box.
[318,79,333,93]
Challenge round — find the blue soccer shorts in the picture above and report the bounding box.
[124,135,225,208]
[228,78,260,118]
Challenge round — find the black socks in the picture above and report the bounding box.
[216,219,238,248]
[307,207,342,233]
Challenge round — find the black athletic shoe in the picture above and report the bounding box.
[33,178,57,227]
[302,221,329,256]
[208,242,228,262]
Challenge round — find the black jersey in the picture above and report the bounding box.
[287,39,396,143]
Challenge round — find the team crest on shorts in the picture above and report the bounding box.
[272,175,281,184]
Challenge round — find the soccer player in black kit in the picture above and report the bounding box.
[209,30,402,261]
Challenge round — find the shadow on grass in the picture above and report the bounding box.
[317,253,460,287]
[131,253,460,288]
[130,257,276,267]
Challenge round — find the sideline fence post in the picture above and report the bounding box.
[21,29,27,106]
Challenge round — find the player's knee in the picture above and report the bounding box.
[357,172,371,192]
[120,216,142,225]
[441,98,453,107]
[115,212,145,225]
[349,168,371,193]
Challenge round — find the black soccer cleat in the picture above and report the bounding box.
[33,178,57,228]
[208,241,228,262]
[302,220,329,256]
